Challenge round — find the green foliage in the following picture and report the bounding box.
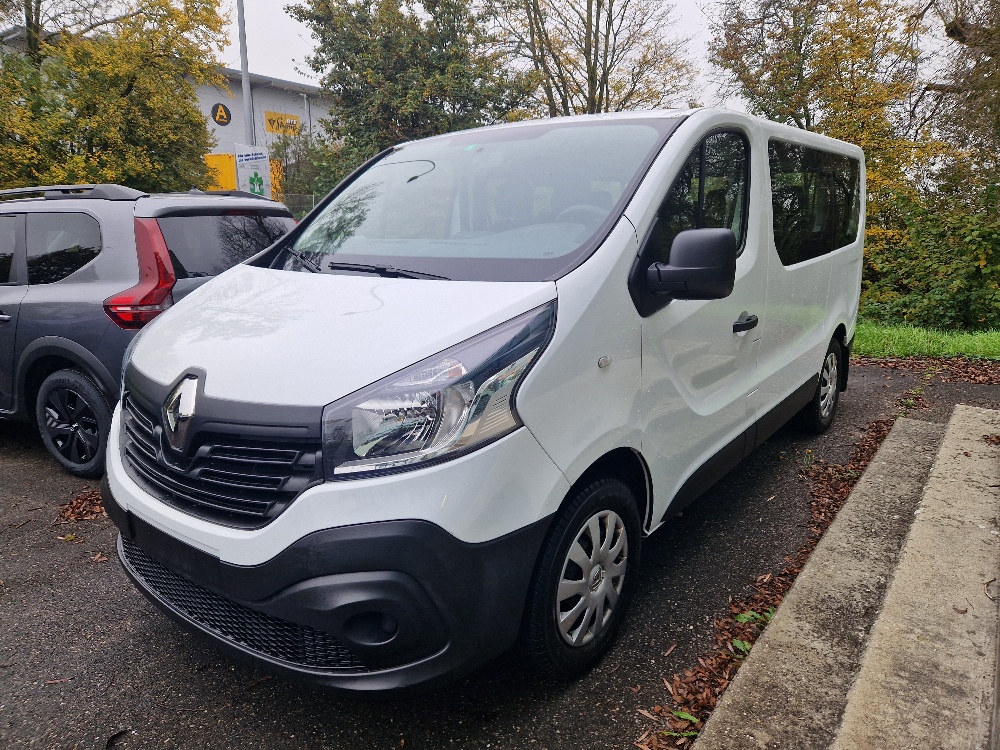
[862,188,1000,330]
[288,0,535,178]
[853,321,1000,358]
[269,131,345,203]
[0,0,225,192]
[734,608,775,624]
[711,0,1000,333]
[731,638,752,657]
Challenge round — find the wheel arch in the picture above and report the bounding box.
[16,338,117,419]
[562,447,652,532]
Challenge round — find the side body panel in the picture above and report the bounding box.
[515,218,643,489]
[623,112,770,526]
[753,127,865,421]
[11,201,140,410]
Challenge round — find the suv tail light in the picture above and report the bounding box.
[104,218,176,329]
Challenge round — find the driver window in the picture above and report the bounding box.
[649,132,750,265]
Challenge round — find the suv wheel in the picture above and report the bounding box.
[524,477,641,677]
[35,370,111,478]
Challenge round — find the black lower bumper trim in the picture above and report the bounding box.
[103,475,553,692]
[119,534,368,672]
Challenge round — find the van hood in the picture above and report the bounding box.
[129,265,556,407]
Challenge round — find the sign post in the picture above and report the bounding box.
[234,144,271,199]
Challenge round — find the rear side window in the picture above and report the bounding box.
[0,215,16,283]
[157,212,296,278]
[26,213,102,285]
[649,131,750,264]
[768,141,861,266]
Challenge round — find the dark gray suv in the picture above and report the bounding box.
[0,184,296,477]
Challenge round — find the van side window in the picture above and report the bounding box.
[768,141,861,266]
[26,213,102,285]
[651,131,750,264]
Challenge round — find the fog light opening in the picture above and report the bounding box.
[343,611,399,646]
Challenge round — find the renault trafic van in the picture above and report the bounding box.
[102,108,864,692]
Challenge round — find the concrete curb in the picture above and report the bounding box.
[694,406,1000,750]
[693,417,946,749]
[832,405,1000,750]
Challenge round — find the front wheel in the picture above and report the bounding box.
[524,477,641,677]
[35,369,111,478]
[796,338,842,434]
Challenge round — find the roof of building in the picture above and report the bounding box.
[215,67,324,97]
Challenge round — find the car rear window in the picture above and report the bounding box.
[157,212,296,278]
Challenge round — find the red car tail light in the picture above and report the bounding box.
[104,218,177,329]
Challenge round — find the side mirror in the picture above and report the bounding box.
[646,228,737,300]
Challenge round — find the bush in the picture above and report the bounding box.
[861,188,1000,330]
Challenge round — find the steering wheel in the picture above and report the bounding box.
[554,204,607,230]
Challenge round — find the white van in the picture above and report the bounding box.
[103,108,864,692]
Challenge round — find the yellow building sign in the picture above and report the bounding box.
[264,111,301,136]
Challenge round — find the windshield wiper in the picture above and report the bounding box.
[283,249,322,273]
[326,262,450,280]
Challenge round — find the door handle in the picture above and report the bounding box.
[733,313,758,333]
[0,312,10,323]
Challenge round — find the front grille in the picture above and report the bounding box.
[120,535,368,673]
[121,392,321,527]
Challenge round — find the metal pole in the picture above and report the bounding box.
[236,0,255,146]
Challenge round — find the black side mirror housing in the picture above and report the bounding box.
[646,228,737,300]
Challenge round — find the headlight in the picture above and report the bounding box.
[322,302,556,478]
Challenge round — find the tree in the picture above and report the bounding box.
[288,0,535,176]
[710,0,1000,331]
[914,0,1000,177]
[1,0,136,65]
[0,0,226,191]
[493,0,695,115]
[269,131,345,213]
[709,0,946,213]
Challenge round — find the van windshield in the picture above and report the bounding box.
[280,118,680,281]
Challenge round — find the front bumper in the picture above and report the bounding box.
[104,476,552,692]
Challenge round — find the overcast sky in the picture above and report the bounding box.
[221,0,725,104]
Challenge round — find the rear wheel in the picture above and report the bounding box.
[524,477,641,677]
[796,338,842,434]
[35,370,111,478]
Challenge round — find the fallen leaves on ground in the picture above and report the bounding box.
[57,490,106,523]
[635,418,895,748]
[983,434,1000,446]
[895,389,931,412]
[853,356,1000,384]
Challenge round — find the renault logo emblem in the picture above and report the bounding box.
[163,376,198,452]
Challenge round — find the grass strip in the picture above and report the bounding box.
[854,321,1000,359]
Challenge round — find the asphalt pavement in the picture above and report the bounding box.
[2,362,998,750]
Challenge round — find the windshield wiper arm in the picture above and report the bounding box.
[326,262,450,280]
[284,248,322,273]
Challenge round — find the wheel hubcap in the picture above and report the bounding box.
[819,352,838,418]
[556,509,628,647]
[44,389,99,465]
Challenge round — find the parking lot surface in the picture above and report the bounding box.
[3,363,998,750]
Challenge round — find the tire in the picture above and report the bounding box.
[524,477,642,678]
[795,338,842,434]
[35,369,112,478]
